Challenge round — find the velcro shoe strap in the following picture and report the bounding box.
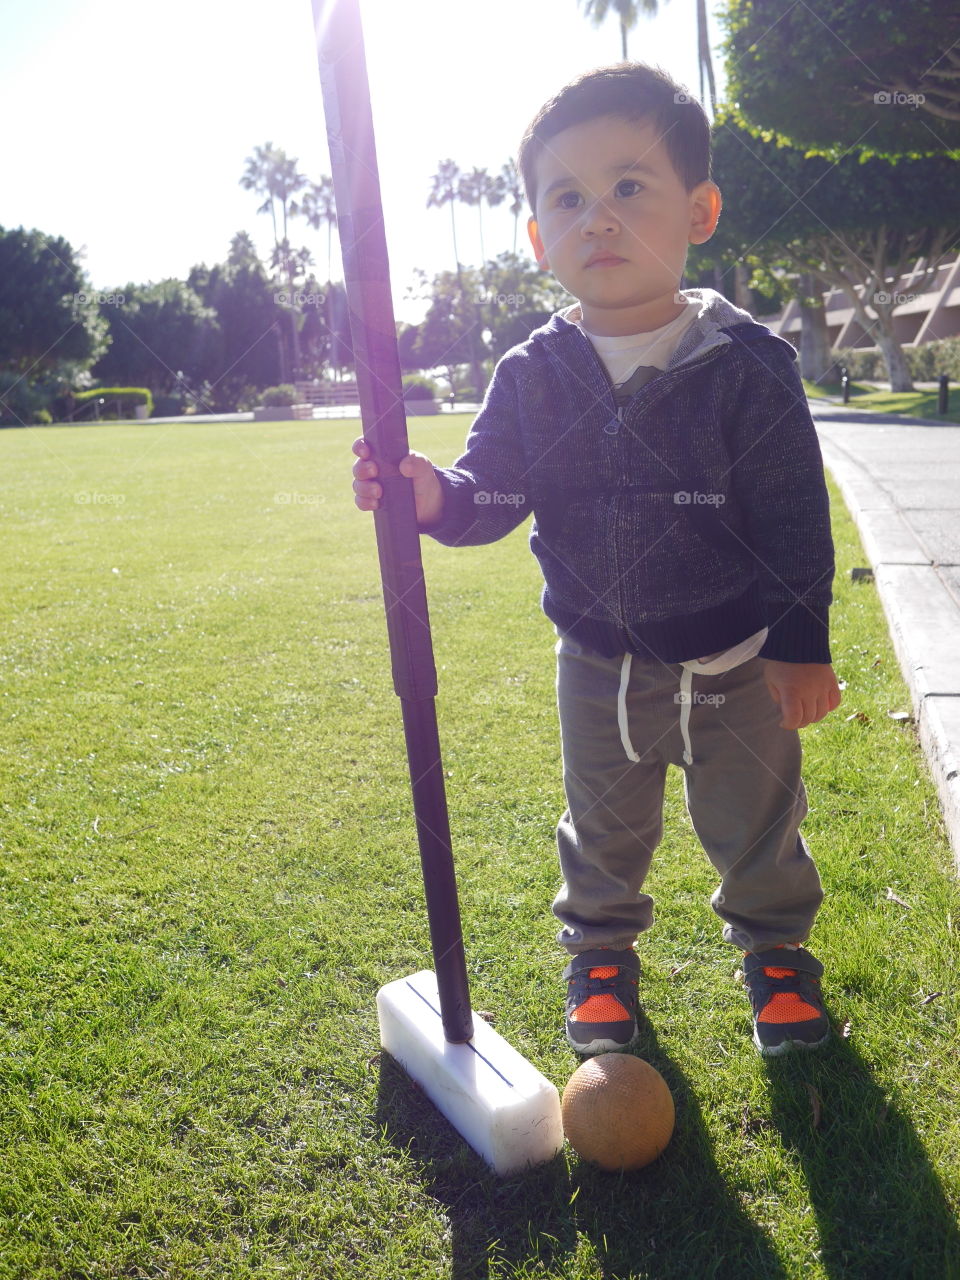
[562,948,640,981]
[743,946,824,981]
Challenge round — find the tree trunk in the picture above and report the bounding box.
[798,275,832,383]
[819,267,916,393]
[276,321,288,385]
[453,258,486,401]
[733,262,751,310]
[873,319,914,392]
[288,260,302,382]
[697,0,716,107]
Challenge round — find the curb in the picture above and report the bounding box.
[817,428,960,871]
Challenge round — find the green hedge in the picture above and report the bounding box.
[836,336,960,382]
[73,387,154,418]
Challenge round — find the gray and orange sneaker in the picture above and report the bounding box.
[742,944,830,1056]
[563,948,640,1054]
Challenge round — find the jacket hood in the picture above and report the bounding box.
[527,287,789,370]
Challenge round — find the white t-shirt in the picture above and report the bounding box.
[562,298,701,390]
[562,299,768,668]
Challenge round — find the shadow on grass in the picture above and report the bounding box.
[762,1031,960,1277]
[375,1013,787,1280]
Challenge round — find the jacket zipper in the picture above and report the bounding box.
[547,335,730,646]
[601,347,726,643]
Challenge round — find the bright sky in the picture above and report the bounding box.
[1,0,726,325]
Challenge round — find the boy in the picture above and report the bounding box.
[352,63,842,1057]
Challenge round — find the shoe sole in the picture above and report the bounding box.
[753,1026,831,1057]
[566,1026,640,1055]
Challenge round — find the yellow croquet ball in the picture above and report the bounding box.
[561,1053,675,1172]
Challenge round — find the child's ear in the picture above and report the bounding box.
[688,181,722,245]
[527,216,549,269]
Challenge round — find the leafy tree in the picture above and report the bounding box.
[399,255,568,395]
[296,275,354,380]
[187,234,282,410]
[320,280,354,379]
[722,0,960,156]
[91,280,219,401]
[226,230,260,271]
[708,114,960,389]
[409,268,484,389]
[0,225,108,379]
[479,251,572,360]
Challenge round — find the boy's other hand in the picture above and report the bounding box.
[761,660,842,730]
[351,437,444,526]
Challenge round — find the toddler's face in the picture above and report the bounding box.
[527,114,720,335]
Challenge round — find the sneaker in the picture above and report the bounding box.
[742,944,830,1057]
[563,947,640,1054]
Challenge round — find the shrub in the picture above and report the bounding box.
[401,376,437,401]
[260,384,298,407]
[234,386,261,412]
[0,378,55,426]
[151,394,184,417]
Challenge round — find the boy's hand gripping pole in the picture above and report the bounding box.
[312,0,473,1043]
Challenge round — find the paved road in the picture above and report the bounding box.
[812,402,960,867]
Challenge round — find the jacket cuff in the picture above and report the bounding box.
[759,599,832,664]
[419,469,478,544]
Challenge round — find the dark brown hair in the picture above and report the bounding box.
[517,63,711,213]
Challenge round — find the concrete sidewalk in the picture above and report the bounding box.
[811,402,960,869]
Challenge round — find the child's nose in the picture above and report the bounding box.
[580,201,620,235]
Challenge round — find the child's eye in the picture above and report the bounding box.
[554,179,643,209]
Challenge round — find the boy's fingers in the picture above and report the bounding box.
[777,690,803,730]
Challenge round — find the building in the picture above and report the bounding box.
[761,254,960,350]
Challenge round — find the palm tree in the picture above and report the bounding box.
[577,0,716,110]
[241,143,306,248]
[299,177,339,283]
[500,159,527,255]
[427,158,485,397]
[427,159,464,269]
[458,168,506,279]
[694,0,716,107]
[578,0,654,59]
[240,143,308,379]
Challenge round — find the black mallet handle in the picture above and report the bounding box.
[312,0,473,1043]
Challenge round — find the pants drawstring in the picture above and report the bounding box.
[617,627,770,767]
[618,653,641,762]
[678,666,694,765]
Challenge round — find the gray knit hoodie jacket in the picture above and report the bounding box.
[422,288,834,665]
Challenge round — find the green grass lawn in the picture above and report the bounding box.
[802,379,960,424]
[2,415,960,1279]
